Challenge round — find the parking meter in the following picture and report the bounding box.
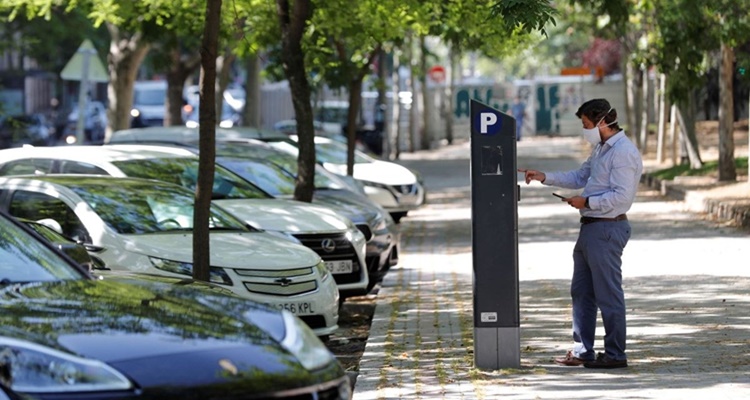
[470,99,520,369]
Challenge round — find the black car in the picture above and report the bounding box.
[0,210,351,399]
[0,114,54,149]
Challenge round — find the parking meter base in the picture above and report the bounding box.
[475,327,521,369]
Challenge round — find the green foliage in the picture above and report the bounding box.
[651,157,748,180]
[490,0,558,37]
[0,7,107,73]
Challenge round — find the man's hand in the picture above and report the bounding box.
[518,168,546,184]
[566,196,587,210]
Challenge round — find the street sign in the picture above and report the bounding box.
[428,65,446,83]
[61,39,109,145]
[61,39,108,83]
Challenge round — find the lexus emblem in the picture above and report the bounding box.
[321,238,336,253]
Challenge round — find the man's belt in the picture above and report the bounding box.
[580,214,628,224]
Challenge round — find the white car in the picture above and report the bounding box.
[0,145,370,301]
[262,135,426,223]
[108,126,426,222]
[0,175,341,337]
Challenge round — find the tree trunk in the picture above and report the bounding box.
[639,65,650,153]
[624,60,636,141]
[419,35,430,150]
[669,103,678,166]
[675,95,703,169]
[276,0,315,203]
[376,48,387,157]
[104,24,150,142]
[243,52,262,128]
[406,32,417,153]
[194,0,222,282]
[656,73,668,164]
[445,45,457,145]
[346,75,365,176]
[718,42,737,181]
[633,66,644,149]
[215,51,236,123]
[390,47,401,160]
[164,47,200,127]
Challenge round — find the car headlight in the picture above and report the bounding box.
[129,109,140,118]
[263,230,303,244]
[314,260,330,282]
[279,311,335,371]
[148,257,232,285]
[0,337,132,393]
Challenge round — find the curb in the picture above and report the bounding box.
[640,174,750,228]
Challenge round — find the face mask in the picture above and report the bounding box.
[581,108,616,145]
[582,126,601,145]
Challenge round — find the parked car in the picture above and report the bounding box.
[0,114,54,149]
[131,80,167,127]
[0,209,351,399]
[156,139,400,290]
[61,100,107,144]
[0,175,341,337]
[107,126,426,222]
[0,145,370,302]
[211,146,399,289]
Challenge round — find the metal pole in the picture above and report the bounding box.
[75,48,95,145]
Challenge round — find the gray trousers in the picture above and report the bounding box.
[570,220,631,361]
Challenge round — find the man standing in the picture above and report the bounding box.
[511,96,526,141]
[518,98,643,369]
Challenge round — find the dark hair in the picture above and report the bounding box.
[576,98,620,131]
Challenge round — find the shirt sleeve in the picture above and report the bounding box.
[543,155,592,189]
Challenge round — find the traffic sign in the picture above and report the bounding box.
[61,39,108,82]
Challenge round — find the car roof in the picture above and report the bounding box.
[0,174,190,192]
[107,126,289,145]
[0,144,197,164]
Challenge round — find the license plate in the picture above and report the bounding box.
[325,260,353,274]
[270,302,315,316]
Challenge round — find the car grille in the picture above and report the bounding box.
[292,233,363,285]
[234,267,318,296]
[243,280,317,296]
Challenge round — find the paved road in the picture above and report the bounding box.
[354,137,750,399]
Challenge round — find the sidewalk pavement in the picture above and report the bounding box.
[353,137,750,399]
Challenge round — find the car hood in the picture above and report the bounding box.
[215,198,351,233]
[307,190,382,225]
[0,280,342,391]
[325,160,418,186]
[122,231,320,268]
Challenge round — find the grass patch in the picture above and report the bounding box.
[650,157,748,180]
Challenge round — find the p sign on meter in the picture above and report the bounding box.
[476,110,502,135]
[469,99,520,370]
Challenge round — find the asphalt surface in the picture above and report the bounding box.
[353,137,750,399]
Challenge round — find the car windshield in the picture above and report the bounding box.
[218,157,296,196]
[134,87,166,106]
[214,144,349,191]
[112,158,271,200]
[65,180,247,234]
[0,214,84,283]
[314,140,373,164]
